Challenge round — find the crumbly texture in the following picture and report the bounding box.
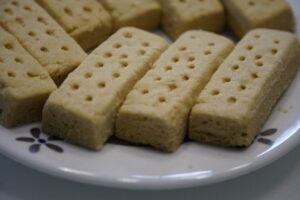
[99,0,161,31]
[42,27,168,150]
[36,0,112,51]
[0,0,87,85]
[0,27,56,128]
[222,0,295,38]
[189,29,300,147]
[116,30,234,152]
[160,0,225,40]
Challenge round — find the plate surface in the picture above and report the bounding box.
[0,1,300,190]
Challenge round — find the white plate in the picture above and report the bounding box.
[1,1,300,189]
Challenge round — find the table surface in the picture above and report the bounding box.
[1,1,300,200]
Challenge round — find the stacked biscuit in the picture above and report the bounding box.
[0,0,299,153]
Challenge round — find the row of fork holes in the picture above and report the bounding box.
[141,42,214,101]
[7,71,41,78]
[3,42,68,53]
[4,1,32,14]
[70,31,147,103]
[209,40,274,104]
[63,6,93,16]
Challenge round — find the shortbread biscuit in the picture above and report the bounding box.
[222,0,295,38]
[99,0,161,31]
[160,0,225,39]
[42,27,168,150]
[189,29,300,147]
[0,0,87,85]
[116,30,234,152]
[36,0,112,51]
[0,27,56,127]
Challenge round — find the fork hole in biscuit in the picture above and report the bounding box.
[64,7,73,16]
[182,74,189,81]
[154,76,161,81]
[245,45,253,50]
[112,72,120,78]
[120,61,128,68]
[46,29,55,36]
[11,1,18,6]
[98,82,106,88]
[172,56,179,63]
[0,57,3,63]
[4,8,13,14]
[188,56,195,62]
[120,54,128,59]
[227,97,237,104]
[168,83,177,91]
[141,89,149,94]
[95,61,104,68]
[238,56,246,61]
[37,17,48,25]
[4,43,13,50]
[210,89,220,96]
[27,71,39,78]
[164,65,172,71]
[14,57,23,64]
[123,32,132,38]
[239,85,246,91]
[255,61,263,67]
[7,71,16,77]
[83,6,92,12]
[188,64,195,69]
[138,49,146,56]
[255,55,262,60]
[231,64,239,71]
[104,52,112,58]
[84,72,92,78]
[71,83,79,90]
[179,0,186,3]
[85,96,93,102]
[271,48,278,55]
[254,34,260,39]
[61,46,69,51]
[248,1,255,6]
[142,42,149,47]
[113,43,122,48]
[222,77,231,83]
[40,47,48,52]
[28,31,36,37]
[204,50,212,55]
[274,40,280,44]
[158,97,166,103]
[208,42,215,46]
[179,46,186,51]
[251,72,259,79]
[24,6,32,11]
[15,17,24,26]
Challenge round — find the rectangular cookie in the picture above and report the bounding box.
[99,0,161,31]
[189,29,300,147]
[42,27,168,150]
[0,0,87,85]
[0,27,56,127]
[36,0,112,51]
[116,30,234,152]
[160,0,225,39]
[222,0,295,38]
